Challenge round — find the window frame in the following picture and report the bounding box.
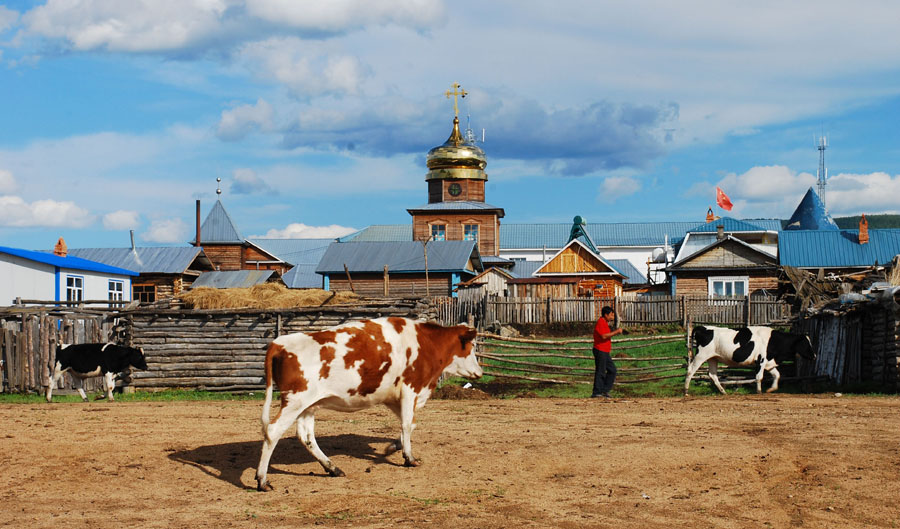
[430,223,446,241]
[66,275,84,302]
[133,283,157,303]
[708,275,749,298]
[464,223,479,242]
[108,279,125,301]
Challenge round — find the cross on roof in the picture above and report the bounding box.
[445,82,467,118]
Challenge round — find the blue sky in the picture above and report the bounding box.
[2,1,900,250]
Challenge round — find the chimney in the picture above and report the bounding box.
[859,214,869,245]
[53,237,68,257]
[706,207,715,223]
[195,199,202,247]
[716,225,725,240]
[130,230,136,251]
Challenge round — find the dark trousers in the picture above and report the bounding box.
[592,347,617,396]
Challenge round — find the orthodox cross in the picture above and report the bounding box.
[445,83,467,118]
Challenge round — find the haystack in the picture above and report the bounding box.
[179,284,358,310]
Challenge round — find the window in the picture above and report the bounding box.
[431,224,446,241]
[464,224,479,242]
[133,284,156,303]
[66,276,83,302]
[108,280,124,301]
[708,276,748,297]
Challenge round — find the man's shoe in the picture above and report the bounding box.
[600,393,611,398]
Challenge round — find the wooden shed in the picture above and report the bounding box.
[508,238,625,298]
[667,235,778,297]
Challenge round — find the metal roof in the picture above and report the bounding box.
[669,235,778,270]
[65,247,208,274]
[282,264,323,289]
[316,241,481,274]
[501,222,699,248]
[247,238,333,266]
[779,229,900,268]
[784,187,839,231]
[684,217,773,233]
[340,225,412,243]
[192,200,243,244]
[191,270,276,289]
[1,246,138,276]
[606,259,647,285]
[509,260,543,278]
[406,201,505,214]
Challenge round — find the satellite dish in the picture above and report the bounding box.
[651,247,666,263]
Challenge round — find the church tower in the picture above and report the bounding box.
[408,83,505,256]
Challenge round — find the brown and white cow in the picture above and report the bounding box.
[255,317,481,491]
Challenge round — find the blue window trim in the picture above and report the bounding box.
[54,266,61,301]
[323,275,330,291]
[451,273,460,298]
[66,274,85,301]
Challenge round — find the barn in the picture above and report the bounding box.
[316,240,483,297]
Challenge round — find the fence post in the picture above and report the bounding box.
[745,296,751,326]
[546,298,552,324]
[681,296,687,328]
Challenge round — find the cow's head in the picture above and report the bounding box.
[796,335,816,361]
[443,326,482,380]
[130,347,149,370]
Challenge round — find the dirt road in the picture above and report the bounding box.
[2,394,898,528]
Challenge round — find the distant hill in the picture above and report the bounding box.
[833,214,900,229]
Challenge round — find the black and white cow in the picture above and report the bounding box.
[46,343,148,402]
[685,325,815,395]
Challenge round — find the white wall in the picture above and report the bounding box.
[0,254,56,305]
[56,269,132,302]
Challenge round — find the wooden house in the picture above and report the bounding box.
[1,241,138,305]
[456,267,514,302]
[67,246,214,302]
[508,238,625,298]
[667,234,779,297]
[316,240,482,298]
[192,200,290,274]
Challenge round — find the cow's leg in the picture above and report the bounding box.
[707,359,727,395]
[46,363,63,402]
[684,350,715,395]
[256,398,304,491]
[766,366,781,393]
[754,360,767,394]
[104,372,116,401]
[383,401,417,456]
[296,410,345,477]
[398,390,419,467]
[73,377,88,402]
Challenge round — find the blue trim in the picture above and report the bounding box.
[54,266,61,301]
[670,275,676,296]
[323,275,330,291]
[451,273,461,298]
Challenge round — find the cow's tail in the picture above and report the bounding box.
[261,342,277,442]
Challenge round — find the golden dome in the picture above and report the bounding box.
[425,117,487,181]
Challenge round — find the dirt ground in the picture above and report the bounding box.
[2,394,899,529]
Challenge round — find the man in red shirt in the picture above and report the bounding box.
[592,306,623,398]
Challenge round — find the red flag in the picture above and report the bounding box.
[716,186,733,211]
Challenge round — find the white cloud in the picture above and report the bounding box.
[824,172,900,216]
[236,37,368,98]
[597,176,641,203]
[217,99,274,141]
[0,195,93,227]
[256,222,356,239]
[142,218,189,243]
[245,0,443,31]
[0,6,18,33]
[103,210,140,230]
[0,169,16,193]
[230,167,274,194]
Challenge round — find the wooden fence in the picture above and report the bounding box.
[0,310,117,394]
[435,294,792,328]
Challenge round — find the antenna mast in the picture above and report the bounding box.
[816,135,827,206]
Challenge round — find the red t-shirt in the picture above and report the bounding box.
[593,318,612,352]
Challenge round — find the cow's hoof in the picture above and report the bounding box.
[403,458,420,468]
[327,467,346,477]
[256,480,273,492]
[385,441,401,454]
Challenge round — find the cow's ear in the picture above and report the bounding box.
[460,327,478,345]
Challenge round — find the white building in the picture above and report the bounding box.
[0,246,138,306]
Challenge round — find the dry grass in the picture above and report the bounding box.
[178,283,359,309]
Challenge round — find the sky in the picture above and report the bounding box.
[2,0,900,250]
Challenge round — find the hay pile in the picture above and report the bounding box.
[178,284,359,310]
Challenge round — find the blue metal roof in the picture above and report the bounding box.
[247,238,332,266]
[509,260,543,278]
[282,264,323,289]
[192,200,243,244]
[779,229,900,268]
[65,247,208,274]
[317,241,481,274]
[340,225,412,243]
[606,259,647,285]
[684,217,772,233]
[1,246,138,276]
[784,187,839,231]
[191,270,275,288]
[406,201,505,213]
